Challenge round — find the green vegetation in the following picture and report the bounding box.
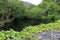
[21,19,60,34]
[0,0,60,28]
[0,0,60,40]
[26,0,60,23]
[0,19,60,40]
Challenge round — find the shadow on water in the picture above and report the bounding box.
[9,17,41,31]
[0,17,41,31]
[0,17,56,32]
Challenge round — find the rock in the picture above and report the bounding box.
[35,31,60,40]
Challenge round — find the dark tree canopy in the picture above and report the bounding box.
[0,0,60,30]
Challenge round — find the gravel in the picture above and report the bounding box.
[35,31,60,40]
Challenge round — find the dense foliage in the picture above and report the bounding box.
[0,19,60,40]
[0,0,60,40]
[0,0,60,29]
[26,0,60,23]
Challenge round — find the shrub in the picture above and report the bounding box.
[0,20,60,40]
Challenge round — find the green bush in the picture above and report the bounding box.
[0,29,39,40]
[25,0,60,23]
[0,20,60,40]
[0,0,60,30]
[21,19,60,33]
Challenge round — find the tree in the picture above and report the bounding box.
[25,0,60,23]
[0,0,25,27]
